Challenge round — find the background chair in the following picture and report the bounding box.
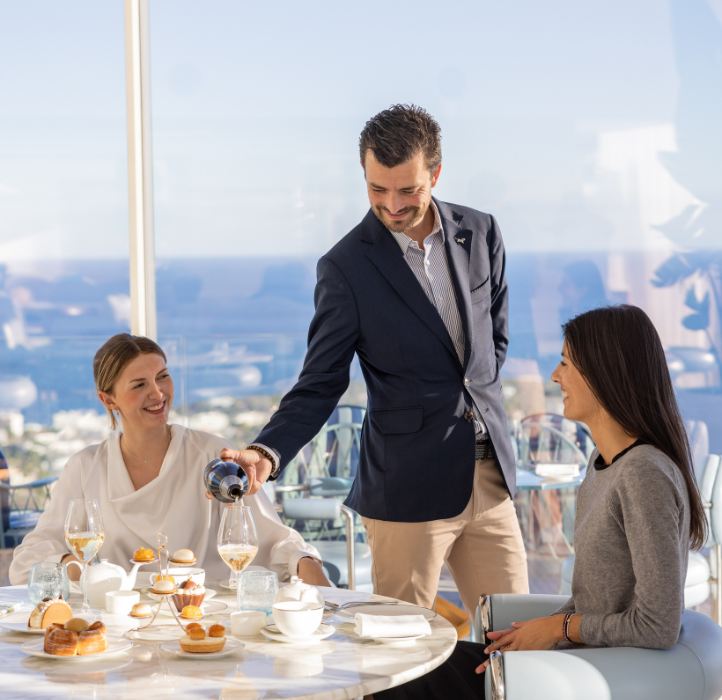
[476,593,722,700]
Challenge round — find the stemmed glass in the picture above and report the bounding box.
[64,499,105,614]
[217,504,258,601]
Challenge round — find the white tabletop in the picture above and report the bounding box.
[0,582,457,700]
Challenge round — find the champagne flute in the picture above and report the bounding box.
[64,499,105,614]
[217,504,258,601]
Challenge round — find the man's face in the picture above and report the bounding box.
[363,150,441,234]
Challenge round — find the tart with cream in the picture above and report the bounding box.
[172,579,206,612]
[179,624,226,653]
[170,548,195,564]
[150,579,177,595]
[28,598,73,630]
[130,603,153,618]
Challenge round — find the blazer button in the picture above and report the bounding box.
[464,378,470,387]
[464,411,474,421]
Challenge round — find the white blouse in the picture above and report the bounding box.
[10,425,320,585]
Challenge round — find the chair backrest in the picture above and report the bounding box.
[707,455,722,546]
[516,413,594,469]
[685,420,710,482]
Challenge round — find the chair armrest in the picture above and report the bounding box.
[475,594,568,643]
[0,477,58,491]
[282,497,341,520]
[308,477,353,497]
[483,609,722,700]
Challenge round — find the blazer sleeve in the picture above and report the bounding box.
[488,214,509,368]
[253,255,360,475]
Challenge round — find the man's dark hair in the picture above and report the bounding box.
[359,104,442,174]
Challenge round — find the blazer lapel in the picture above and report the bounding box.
[437,200,474,371]
[363,212,460,363]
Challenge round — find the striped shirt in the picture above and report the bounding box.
[388,202,487,437]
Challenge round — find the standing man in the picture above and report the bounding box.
[222,105,528,614]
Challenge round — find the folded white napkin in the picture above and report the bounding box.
[354,613,431,638]
[534,463,580,479]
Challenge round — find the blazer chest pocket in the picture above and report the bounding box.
[371,407,423,435]
[470,277,491,305]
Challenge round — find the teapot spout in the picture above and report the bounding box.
[126,561,144,589]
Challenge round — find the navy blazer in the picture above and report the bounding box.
[255,198,514,522]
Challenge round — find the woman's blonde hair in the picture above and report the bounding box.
[93,334,167,430]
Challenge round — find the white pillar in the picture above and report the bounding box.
[124,0,157,340]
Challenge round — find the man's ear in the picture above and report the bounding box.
[431,163,442,187]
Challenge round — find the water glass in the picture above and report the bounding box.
[237,570,278,614]
[28,562,70,605]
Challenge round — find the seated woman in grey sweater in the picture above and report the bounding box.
[373,305,707,700]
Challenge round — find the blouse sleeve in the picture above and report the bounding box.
[9,455,84,585]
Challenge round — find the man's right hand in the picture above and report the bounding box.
[203,448,274,498]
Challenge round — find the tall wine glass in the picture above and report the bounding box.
[64,499,105,614]
[217,504,258,600]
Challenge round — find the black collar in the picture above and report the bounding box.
[594,439,646,471]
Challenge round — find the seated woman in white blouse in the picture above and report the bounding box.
[10,334,329,586]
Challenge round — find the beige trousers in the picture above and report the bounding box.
[361,458,529,616]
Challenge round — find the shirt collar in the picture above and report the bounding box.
[593,439,646,471]
[389,200,444,255]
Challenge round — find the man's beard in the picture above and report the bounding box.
[373,201,429,234]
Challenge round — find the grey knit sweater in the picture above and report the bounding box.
[554,444,690,650]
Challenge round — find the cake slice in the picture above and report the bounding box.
[28,598,73,629]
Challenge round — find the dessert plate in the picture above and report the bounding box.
[21,635,133,659]
[262,622,335,644]
[335,603,436,622]
[147,588,217,602]
[128,557,157,566]
[0,611,46,635]
[160,637,244,658]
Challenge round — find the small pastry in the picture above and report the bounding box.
[188,626,206,641]
[180,605,203,620]
[208,624,225,638]
[28,598,73,629]
[185,622,203,632]
[77,622,108,655]
[151,579,176,595]
[179,625,225,653]
[130,603,153,618]
[63,618,90,632]
[44,628,79,656]
[172,579,206,612]
[133,547,155,562]
[171,548,195,564]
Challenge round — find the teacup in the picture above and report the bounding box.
[106,590,140,615]
[149,567,205,588]
[272,601,323,638]
[230,610,266,636]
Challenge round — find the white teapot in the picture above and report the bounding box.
[68,559,144,609]
[273,576,325,608]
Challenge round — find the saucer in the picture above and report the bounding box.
[262,622,335,644]
[218,580,236,590]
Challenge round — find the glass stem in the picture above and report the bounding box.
[82,561,89,611]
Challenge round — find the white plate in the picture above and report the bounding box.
[153,600,228,617]
[369,633,427,647]
[21,635,133,660]
[128,557,157,566]
[147,588,216,602]
[0,611,45,635]
[218,580,236,590]
[262,622,335,644]
[125,625,186,642]
[335,604,436,622]
[160,637,244,658]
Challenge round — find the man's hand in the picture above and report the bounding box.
[61,554,81,581]
[476,616,565,673]
[203,449,273,498]
[297,557,331,587]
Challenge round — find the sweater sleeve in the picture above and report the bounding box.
[578,459,686,649]
[9,455,85,585]
[551,597,575,617]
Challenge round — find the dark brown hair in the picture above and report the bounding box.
[563,305,707,550]
[93,334,167,429]
[359,104,442,174]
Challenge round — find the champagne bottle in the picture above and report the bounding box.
[204,458,249,503]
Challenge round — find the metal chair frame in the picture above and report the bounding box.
[0,477,57,549]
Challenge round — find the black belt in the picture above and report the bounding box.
[475,438,496,461]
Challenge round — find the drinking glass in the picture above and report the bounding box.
[238,570,278,614]
[217,504,258,602]
[27,562,70,605]
[64,499,105,613]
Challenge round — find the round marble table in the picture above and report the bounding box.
[0,583,457,699]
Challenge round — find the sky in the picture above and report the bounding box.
[0,0,721,260]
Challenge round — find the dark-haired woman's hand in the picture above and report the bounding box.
[476,616,565,673]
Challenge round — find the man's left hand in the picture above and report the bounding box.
[476,616,564,673]
[297,557,331,587]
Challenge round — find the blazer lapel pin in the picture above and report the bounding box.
[455,237,466,244]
